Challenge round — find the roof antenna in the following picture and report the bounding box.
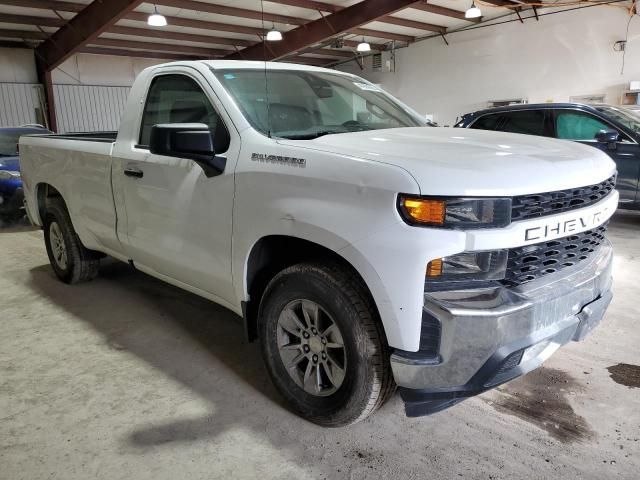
[260,0,272,138]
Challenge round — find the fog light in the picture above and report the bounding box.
[426,258,443,277]
[426,250,508,282]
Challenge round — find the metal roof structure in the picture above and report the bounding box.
[0,0,529,70]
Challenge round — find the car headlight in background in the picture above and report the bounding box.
[0,171,20,180]
[426,250,508,283]
[397,195,511,229]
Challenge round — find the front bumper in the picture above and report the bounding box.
[391,241,613,417]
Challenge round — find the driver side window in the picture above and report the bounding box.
[139,74,230,153]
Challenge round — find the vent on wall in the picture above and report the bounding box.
[372,53,383,71]
[487,99,527,108]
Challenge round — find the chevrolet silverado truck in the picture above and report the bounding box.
[19,61,617,427]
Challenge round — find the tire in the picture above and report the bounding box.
[258,262,395,427]
[43,197,100,284]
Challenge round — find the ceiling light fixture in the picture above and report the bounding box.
[357,37,371,53]
[148,5,167,27]
[266,24,282,41]
[465,2,482,19]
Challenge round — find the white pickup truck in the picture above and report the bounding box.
[20,61,617,426]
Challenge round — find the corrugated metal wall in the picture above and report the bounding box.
[0,83,45,127]
[53,84,130,133]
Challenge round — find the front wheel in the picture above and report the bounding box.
[259,262,395,427]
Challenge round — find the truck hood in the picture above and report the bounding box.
[279,127,616,196]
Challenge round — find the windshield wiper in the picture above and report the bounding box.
[278,130,343,140]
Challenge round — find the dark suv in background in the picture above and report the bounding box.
[455,103,640,209]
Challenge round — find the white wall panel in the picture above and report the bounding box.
[0,83,44,127]
[339,6,640,126]
[52,53,170,86]
[0,48,38,83]
[53,84,130,132]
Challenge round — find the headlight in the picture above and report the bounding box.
[0,170,20,180]
[397,195,511,229]
[426,250,508,283]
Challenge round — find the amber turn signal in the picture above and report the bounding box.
[399,197,446,225]
[426,258,443,277]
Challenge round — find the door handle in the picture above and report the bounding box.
[124,167,144,178]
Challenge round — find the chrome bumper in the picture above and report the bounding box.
[391,242,613,416]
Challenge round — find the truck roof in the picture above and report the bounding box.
[157,59,342,74]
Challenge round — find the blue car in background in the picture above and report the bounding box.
[0,125,52,223]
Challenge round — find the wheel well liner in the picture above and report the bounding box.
[36,183,63,224]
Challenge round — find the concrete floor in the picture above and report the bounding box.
[1,212,639,480]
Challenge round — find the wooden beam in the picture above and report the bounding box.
[267,0,447,33]
[92,37,228,57]
[43,70,57,131]
[36,0,145,70]
[108,25,253,47]
[131,12,391,51]
[154,0,306,26]
[265,0,340,13]
[283,55,334,66]
[481,0,521,6]
[0,28,48,40]
[226,0,421,61]
[373,16,445,33]
[408,2,480,22]
[80,46,200,60]
[155,0,422,42]
[0,39,35,49]
[305,49,355,59]
[0,13,65,27]
[0,0,84,12]
[351,28,415,43]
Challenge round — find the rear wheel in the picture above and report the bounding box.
[43,198,100,284]
[259,262,395,427]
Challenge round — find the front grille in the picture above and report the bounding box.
[501,223,608,287]
[511,175,616,221]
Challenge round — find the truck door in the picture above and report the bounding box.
[111,72,239,306]
[553,109,639,204]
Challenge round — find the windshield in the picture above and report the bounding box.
[0,132,21,157]
[213,69,426,139]
[594,105,640,134]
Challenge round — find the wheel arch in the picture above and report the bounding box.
[35,182,64,225]
[242,235,386,343]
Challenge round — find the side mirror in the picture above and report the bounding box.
[149,123,226,177]
[595,129,620,150]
